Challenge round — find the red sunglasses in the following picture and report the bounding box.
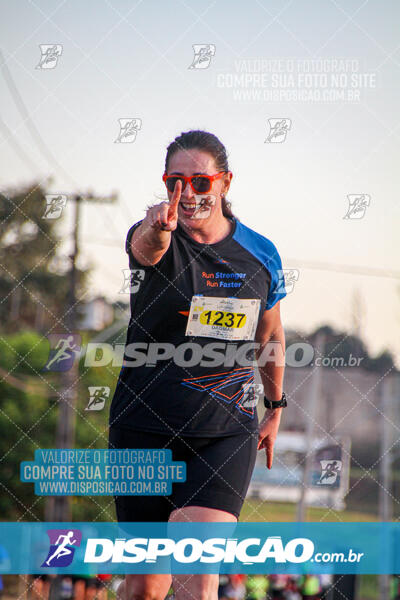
[162,171,226,194]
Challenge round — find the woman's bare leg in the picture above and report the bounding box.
[169,506,237,600]
[116,574,172,600]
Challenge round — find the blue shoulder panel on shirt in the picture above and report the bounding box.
[233,220,287,309]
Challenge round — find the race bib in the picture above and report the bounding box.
[185,296,261,341]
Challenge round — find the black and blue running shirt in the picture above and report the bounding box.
[109,217,287,437]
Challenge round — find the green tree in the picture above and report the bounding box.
[0,183,88,333]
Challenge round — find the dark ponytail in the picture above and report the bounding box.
[165,129,236,219]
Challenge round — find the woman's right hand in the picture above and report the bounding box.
[145,179,182,232]
[131,180,182,266]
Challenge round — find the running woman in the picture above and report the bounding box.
[109,130,287,600]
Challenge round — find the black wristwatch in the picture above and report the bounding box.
[264,392,287,409]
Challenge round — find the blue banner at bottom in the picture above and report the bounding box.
[0,522,398,575]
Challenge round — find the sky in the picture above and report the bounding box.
[0,0,399,364]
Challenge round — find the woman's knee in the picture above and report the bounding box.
[117,575,172,600]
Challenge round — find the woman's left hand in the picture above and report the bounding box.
[257,411,282,469]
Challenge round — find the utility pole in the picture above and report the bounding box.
[378,375,395,600]
[45,192,116,523]
[296,332,325,522]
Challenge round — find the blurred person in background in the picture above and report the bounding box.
[30,575,51,600]
[390,575,400,600]
[218,575,230,599]
[317,574,332,599]
[95,575,112,600]
[269,574,290,599]
[223,574,246,600]
[283,577,301,600]
[245,574,269,600]
[297,574,321,600]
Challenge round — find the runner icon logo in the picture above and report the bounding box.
[119,269,145,294]
[36,45,63,69]
[317,460,342,485]
[188,44,216,69]
[41,529,82,567]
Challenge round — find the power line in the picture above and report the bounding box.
[0,114,39,173]
[82,237,400,279]
[286,259,400,280]
[0,48,75,186]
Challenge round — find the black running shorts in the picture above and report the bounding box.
[108,427,258,521]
